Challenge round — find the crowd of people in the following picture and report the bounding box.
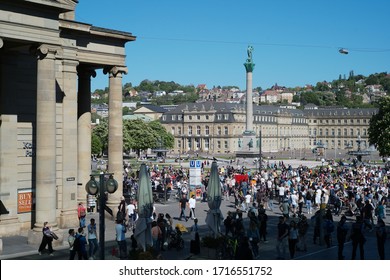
[37,159,388,260]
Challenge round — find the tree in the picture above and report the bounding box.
[92,120,109,154]
[123,119,156,156]
[368,97,390,157]
[91,133,103,156]
[147,121,174,149]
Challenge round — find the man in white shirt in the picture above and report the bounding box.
[126,200,136,226]
[188,195,196,219]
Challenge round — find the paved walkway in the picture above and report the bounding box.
[1,195,388,260]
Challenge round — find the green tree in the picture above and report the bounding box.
[92,120,109,154]
[368,97,390,157]
[123,119,156,156]
[147,121,174,149]
[91,133,103,156]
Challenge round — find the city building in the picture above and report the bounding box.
[160,101,378,157]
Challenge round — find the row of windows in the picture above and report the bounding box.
[171,126,229,136]
[309,128,367,137]
[310,119,368,124]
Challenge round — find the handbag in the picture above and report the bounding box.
[51,232,59,240]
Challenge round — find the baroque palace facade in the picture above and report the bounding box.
[0,1,134,240]
[160,102,378,156]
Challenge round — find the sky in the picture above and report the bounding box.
[76,0,390,91]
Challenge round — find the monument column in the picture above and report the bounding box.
[236,46,257,158]
[32,45,58,233]
[104,66,127,211]
[77,67,96,205]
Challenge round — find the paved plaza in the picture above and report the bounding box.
[2,190,388,260]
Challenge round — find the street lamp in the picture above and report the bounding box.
[321,158,325,167]
[85,173,118,260]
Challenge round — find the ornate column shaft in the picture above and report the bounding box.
[33,45,59,230]
[77,68,96,205]
[59,57,79,228]
[104,66,127,210]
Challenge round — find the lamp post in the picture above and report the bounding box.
[85,173,118,260]
[321,158,325,167]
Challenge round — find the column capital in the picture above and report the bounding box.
[77,67,97,79]
[30,44,61,60]
[103,66,128,77]
[0,38,3,49]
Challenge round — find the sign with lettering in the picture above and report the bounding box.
[190,160,202,169]
[17,189,32,213]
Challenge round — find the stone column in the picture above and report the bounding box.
[77,68,96,205]
[245,71,254,132]
[60,57,79,228]
[0,38,3,48]
[104,66,127,211]
[32,45,58,233]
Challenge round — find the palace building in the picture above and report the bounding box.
[0,1,135,241]
[160,102,378,156]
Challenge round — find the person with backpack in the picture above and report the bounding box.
[74,227,88,260]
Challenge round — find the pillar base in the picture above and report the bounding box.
[0,216,20,237]
[236,132,258,158]
[59,209,79,229]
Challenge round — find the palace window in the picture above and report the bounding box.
[217,127,221,135]
[205,126,209,135]
[171,127,175,135]
[205,138,210,149]
[178,127,182,135]
[224,141,228,149]
[196,126,201,135]
[224,126,228,135]
[188,126,192,135]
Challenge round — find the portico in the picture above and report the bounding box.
[0,0,135,243]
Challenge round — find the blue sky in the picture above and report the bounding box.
[76,0,390,91]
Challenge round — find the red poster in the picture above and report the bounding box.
[17,189,32,213]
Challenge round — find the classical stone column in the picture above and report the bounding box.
[59,58,80,228]
[32,45,58,233]
[77,68,96,205]
[104,66,127,211]
[244,46,255,133]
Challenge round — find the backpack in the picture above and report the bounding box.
[73,235,81,251]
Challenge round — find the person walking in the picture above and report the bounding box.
[67,228,76,260]
[87,218,98,259]
[38,222,54,256]
[188,194,197,219]
[179,193,189,222]
[336,215,349,260]
[115,219,127,260]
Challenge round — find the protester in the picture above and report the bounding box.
[87,218,98,260]
[68,228,76,260]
